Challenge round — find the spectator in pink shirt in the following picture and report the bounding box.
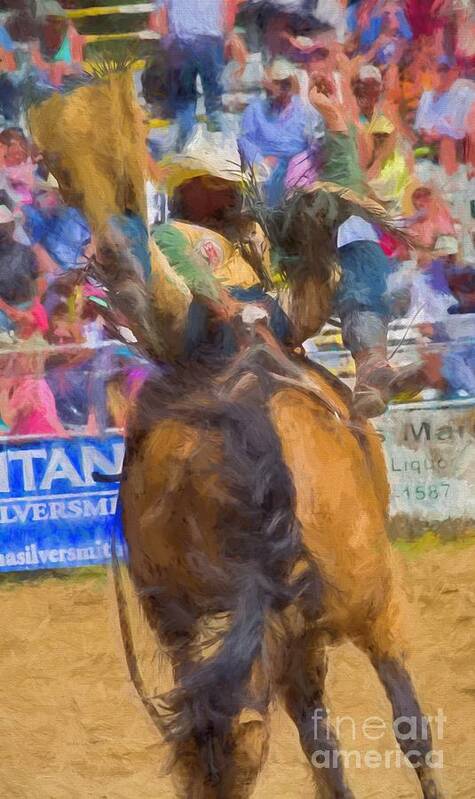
[0,352,66,437]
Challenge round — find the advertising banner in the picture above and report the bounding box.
[375,399,475,523]
[0,399,473,571]
[0,435,123,572]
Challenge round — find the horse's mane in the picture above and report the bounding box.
[243,174,412,290]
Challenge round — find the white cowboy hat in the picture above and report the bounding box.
[358,65,383,84]
[266,59,297,82]
[0,205,15,225]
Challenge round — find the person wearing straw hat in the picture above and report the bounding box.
[152,137,287,357]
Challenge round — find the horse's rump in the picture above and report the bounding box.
[120,345,400,751]
[121,346,324,744]
[270,385,402,647]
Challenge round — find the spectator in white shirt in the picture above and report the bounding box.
[415,54,475,175]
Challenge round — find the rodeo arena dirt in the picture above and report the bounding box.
[0,541,474,798]
[1,0,475,798]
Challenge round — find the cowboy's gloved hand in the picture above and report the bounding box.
[240,304,269,327]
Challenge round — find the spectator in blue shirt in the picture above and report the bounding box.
[22,185,91,275]
[239,59,324,205]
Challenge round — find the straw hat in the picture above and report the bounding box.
[161,128,242,194]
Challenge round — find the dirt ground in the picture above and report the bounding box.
[0,541,474,799]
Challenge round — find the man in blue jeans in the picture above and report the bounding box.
[154,0,240,148]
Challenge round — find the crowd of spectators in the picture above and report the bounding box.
[0,0,474,438]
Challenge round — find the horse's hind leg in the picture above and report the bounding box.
[362,606,445,799]
[371,655,444,799]
[282,631,355,799]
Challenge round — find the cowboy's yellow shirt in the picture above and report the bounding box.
[152,220,270,298]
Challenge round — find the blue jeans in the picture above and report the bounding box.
[336,240,392,319]
[166,35,224,146]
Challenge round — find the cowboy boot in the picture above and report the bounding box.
[352,346,395,418]
[341,310,425,418]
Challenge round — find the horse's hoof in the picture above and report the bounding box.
[420,772,445,799]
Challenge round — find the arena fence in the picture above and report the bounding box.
[0,340,473,572]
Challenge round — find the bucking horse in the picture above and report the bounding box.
[28,66,444,799]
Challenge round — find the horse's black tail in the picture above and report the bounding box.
[158,379,320,751]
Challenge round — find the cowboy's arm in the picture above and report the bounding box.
[335,50,360,125]
[152,223,220,301]
[309,89,348,134]
[153,224,243,321]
